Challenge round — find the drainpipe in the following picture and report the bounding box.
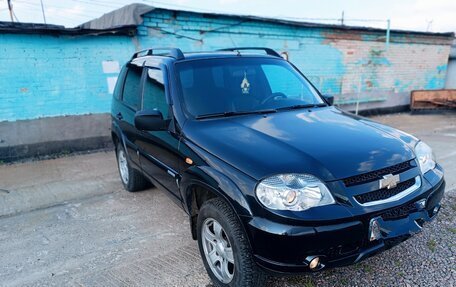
[355,77,362,115]
[386,19,391,50]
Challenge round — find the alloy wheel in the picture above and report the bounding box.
[118,149,129,184]
[201,218,235,283]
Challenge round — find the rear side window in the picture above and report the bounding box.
[122,65,143,110]
[143,69,168,119]
[113,66,127,100]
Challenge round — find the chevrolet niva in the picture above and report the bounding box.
[111,47,445,287]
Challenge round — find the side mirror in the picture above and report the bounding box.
[134,110,166,131]
[322,94,334,106]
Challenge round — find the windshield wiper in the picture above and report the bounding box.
[195,109,277,119]
[276,103,327,111]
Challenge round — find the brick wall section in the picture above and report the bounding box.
[139,9,452,105]
[0,34,135,121]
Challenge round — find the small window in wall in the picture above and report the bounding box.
[143,69,169,119]
[122,65,143,110]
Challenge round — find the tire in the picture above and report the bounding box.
[116,143,149,192]
[197,198,267,287]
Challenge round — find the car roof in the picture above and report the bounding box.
[131,50,283,67]
[181,51,280,60]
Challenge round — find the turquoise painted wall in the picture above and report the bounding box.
[0,34,135,121]
[0,8,451,122]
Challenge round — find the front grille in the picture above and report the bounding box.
[355,177,416,204]
[381,201,417,221]
[343,160,413,187]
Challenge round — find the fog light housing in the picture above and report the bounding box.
[369,218,382,242]
[309,257,320,270]
[305,256,321,270]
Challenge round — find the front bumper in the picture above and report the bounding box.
[243,175,445,273]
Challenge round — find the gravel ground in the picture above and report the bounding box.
[1,186,453,287]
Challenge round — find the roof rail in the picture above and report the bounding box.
[131,48,184,60]
[217,47,281,58]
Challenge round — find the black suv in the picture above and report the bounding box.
[111,47,445,286]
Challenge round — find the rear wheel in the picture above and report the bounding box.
[197,198,266,287]
[116,144,149,192]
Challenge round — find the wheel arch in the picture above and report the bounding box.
[180,166,253,240]
[111,121,127,152]
[111,131,120,146]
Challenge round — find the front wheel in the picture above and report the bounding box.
[197,198,267,287]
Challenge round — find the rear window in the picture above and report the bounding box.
[113,66,127,100]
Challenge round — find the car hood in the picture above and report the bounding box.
[183,107,416,181]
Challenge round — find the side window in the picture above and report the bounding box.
[121,65,143,110]
[113,66,127,100]
[143,68,169,119]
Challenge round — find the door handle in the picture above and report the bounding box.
[116,112,123,120]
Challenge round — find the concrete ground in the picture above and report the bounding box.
[0,113,455,287]
[371,112,456,191]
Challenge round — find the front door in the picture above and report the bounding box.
[136,67,182,199]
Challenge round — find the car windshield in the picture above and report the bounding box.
[175,57,325,118]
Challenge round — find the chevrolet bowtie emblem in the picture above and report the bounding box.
[379,174,400,189]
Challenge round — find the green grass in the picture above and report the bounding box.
[447,227,456,234]
[285,276,314,286]
[339,278,349,285]
[362,264,374,273]
[353,263,362,270]
[427,239,437,252]
[302,278,314,287]
[60,150,71,156]
[451,204,456,212]
[354,262,374,273]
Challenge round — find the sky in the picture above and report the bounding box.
[0,0,455,33]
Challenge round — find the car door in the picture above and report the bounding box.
[116,62,144,167]
[136,66,182,199]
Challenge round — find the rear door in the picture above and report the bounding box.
[117,62,144,167]
[136,67,182,199]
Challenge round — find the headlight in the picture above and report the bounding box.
[255,174,335,211]
[414,141,436,174]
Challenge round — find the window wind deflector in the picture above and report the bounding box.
[195,109,277,120]
[276,103,327,111]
